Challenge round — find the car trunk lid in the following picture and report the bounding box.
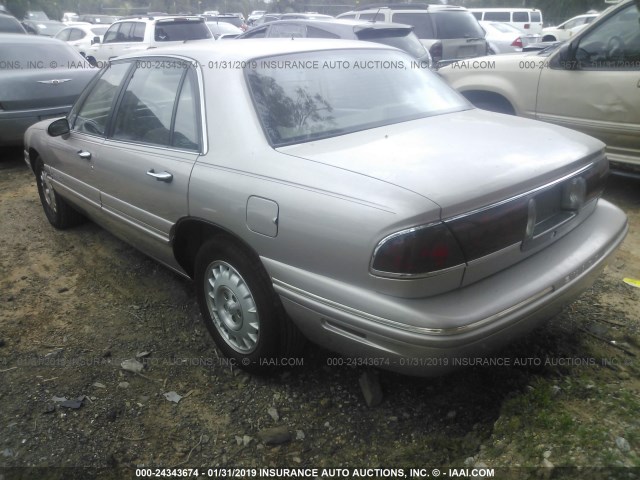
[0,69,96,111]
[278,108,604,219]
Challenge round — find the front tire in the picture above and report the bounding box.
[35,157,84,229]
[194,236,304,373]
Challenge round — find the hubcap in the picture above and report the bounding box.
[204,260,259,354]
[40,169,57,213]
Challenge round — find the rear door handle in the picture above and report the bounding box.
[146,169,173,182]
[77,150,91,160]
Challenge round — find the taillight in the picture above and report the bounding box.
[524,23,530,29]
[447,198,529,262]
[511,37,523,48]
[429,41,443,64]
[371,222,465,277]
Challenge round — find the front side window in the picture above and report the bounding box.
[247,50,469,147]
[574,4,640,70]
[102,24,120,43]
[112,60,200,150]
[71,62,131,136]
[55,28,71,41]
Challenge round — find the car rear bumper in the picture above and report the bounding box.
[0,108,69,146]
[268,199,627,376]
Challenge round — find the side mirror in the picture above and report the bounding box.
[550,43,574,70]
[47,118,70,137]
[91,36,100,44]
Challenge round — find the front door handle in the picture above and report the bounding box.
[77,150,91,160]
[146,169,173,182]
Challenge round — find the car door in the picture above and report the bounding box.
[536,3,640,168]
[47,62,132,214]
[96,58,201,269]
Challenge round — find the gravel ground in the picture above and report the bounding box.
[1,149,639,480]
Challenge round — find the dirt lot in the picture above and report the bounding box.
[1,149,639,480]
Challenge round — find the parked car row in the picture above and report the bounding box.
[439,0,640,177]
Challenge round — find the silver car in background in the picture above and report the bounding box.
[23,40,627,375]
[0,33,96,146]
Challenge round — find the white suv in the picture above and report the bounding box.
[86,15,213,66]
[337,4,487,65]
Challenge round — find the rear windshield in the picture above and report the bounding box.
[531,12,542,22]
[356,28,428,60]
[391,12,434,39]
[0,16,24,33]
[434,11,485,39]
[0,42,83,68]
[154,18,212,41]
[246,50,468,146]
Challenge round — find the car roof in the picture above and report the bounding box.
[353,3,467,12]
[259,18,413,30]
[116,37,392,63]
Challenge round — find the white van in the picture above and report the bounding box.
[469,8,543,34]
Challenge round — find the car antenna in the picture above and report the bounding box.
[370,8,382,23]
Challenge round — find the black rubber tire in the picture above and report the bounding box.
[35,157,85,229]
[194,235,305,373]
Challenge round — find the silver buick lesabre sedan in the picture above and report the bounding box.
[24,40,628,375]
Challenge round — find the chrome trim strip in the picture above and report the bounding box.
[273,278,553,336]
[101,205,170,244]
[444,159,598,223]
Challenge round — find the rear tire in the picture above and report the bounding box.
[194,235,304,373]
[35,157,85,229]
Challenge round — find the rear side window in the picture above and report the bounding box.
[512,12,528,22]
[471,12,481,20]
[112,60,200,150]
[484,11,510,22]
[434,11,484,39]
[269,23,306,38]
[392,12,434,39]
[306,26,340,39]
